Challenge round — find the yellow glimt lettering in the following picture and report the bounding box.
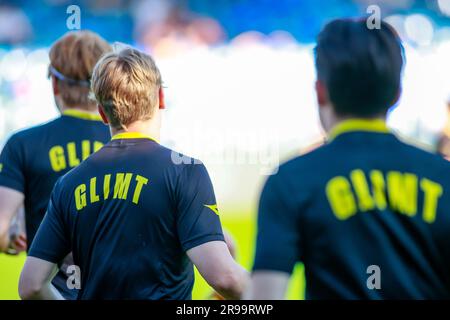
[387,172,418,217]
[67,142,80,167]
[81,140,91,161]
[420,178,443,224]
[370,170,387,210]
[326,176,357,220]
[350,169,375,211]
[90,177,100,203]
[132,175,149,204]
[49,146,67,172]
[103,174,111,200]
[114,173,133,200]
[74,184,87,211]
[94,141,103,152]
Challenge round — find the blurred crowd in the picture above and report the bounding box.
[1,0,450,49]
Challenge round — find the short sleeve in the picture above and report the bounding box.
[176,163,225,252]
[28,180,71,263]
[253,173,301,274]
[0,135,26,193]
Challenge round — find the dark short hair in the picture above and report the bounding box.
[314,18,404,117]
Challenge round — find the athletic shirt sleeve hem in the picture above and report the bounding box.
[27,251,61,264]
[182,233,225,252]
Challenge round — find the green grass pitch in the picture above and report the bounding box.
[0,215,304,299]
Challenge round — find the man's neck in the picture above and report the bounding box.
[59,105,98,115]
[110,119,161,142]
[327,115,387,134]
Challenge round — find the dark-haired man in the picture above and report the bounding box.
[246,18,450,299]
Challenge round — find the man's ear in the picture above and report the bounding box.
[51,76,59,96]
[315,80,329,108]
[159,87,165,109]
[98,105,109,125]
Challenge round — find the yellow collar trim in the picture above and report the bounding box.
[111,132,159,143]
[62,109,103,121]
[328,119,390,141]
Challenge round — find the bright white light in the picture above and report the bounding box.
[0,49,27,81]
[384,15,405,36]
[438,0,450,16]
[404,14,434,46]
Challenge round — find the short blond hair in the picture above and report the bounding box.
[91,48,162,129]
[49,31,111,109]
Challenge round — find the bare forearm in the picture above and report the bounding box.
[36,283,65,300]
[20,282,64,300]
[188,241,250,300]
[19,258,63,300]
[0,221,10,252]
[0,187,25,252]
[213,265,249,300]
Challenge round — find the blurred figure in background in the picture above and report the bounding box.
[0,30,111,299]
[0,4,32,45]
[132,0,226,57]
[247,18,450,299]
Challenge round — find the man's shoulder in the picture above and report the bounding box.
[394,137,450,176]
[1,118,59,148]
[154,146,210,184]
[396,136,446,160]
[19,117,64,135]
[277,142,332,177]
[262,143,331,198]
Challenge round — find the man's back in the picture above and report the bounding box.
[0,111,110,245]
[28,134,225,299]
[254,121,450,299]
[0,111,109,298]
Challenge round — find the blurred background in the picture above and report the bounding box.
[1,0,450,299]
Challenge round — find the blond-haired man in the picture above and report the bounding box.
[19,48,248,300]
[0,31,111,299]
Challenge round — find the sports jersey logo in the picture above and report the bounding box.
[325,169,443,223]
[74,173,149,211]
[204,204,219,215]
[49,140,104,172]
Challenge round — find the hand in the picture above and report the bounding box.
[208,291,225,300]
[6,233,27,255]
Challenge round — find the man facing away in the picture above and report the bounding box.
[246,18,450,299]
[0,31,112,299]
[19,47,248,300]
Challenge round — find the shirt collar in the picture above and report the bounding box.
[328,118,390,142]
[111,132,159,143]
[62,109,103,121]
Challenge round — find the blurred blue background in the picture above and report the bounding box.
[1,0,450,47]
